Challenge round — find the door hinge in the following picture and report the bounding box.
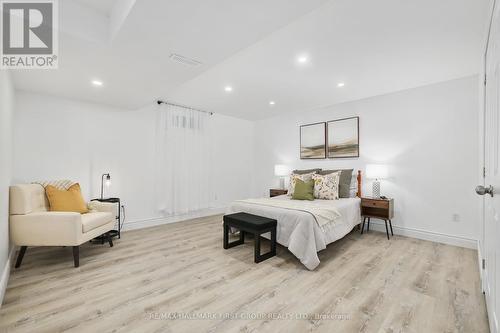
[484,74,487,86]
[483,167,486,178]
[482,258,486,269]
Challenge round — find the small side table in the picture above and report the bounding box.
[270,189,288,197]
[91,197,123,241]
[361,197,394,239]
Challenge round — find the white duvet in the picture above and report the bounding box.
[227,195,361,270]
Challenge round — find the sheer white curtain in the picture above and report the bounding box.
[155,103,212,216]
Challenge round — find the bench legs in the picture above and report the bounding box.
[223,223,276,263]
[223,224,244,249]
[254,228,276,263]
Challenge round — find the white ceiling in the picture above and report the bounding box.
[12,0,490,120]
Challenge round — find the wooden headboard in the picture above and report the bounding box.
[357,170,362,198]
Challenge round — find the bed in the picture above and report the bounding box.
[226,170,362,270]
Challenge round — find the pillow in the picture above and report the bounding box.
[350,173,358,197]
[292,179,315,200]
[292,168,322,175]
[312,172,341,200]
[288,172,315,196]
[350,173,358,188]
[45,183,88,213]
[318,169,353,198]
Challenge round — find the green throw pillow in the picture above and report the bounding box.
[292,179,314,201]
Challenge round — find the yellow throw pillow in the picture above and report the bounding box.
[45,183,88,214]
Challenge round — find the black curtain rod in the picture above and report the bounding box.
[156,100,214,115]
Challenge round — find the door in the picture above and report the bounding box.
[481,1,500,332]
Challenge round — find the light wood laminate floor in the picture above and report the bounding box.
[0,214,489,333]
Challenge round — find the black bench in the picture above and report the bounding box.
[223,212,277,263]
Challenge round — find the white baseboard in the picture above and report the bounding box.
[0,246,15,308]
[122,207,227,231]
[123,207,478,250]
[366,220,477,249]
[123,207,477,250]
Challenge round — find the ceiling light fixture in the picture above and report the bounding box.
[269,101,275,105]
[92,80,103,86]
[297,55,308,64]
[337,82,345,87]
[224,86,233,92]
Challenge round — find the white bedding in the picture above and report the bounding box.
[227,195,361,270]
[235,197,341,230]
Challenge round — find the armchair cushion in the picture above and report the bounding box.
[88,201,116,215]
[82,212,114,233]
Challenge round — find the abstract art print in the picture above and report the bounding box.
[327,117,359,158]
[300,122,326,159]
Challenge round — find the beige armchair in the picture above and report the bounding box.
[9,184,116,268]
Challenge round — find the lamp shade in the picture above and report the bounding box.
[100,173,111,200]
[366,164,388,179]
[274,164,289,177]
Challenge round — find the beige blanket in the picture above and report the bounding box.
[32,180,75,190]
[235,198,341,230]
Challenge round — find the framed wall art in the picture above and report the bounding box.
[300,122,326,159]
[327,117,359,158]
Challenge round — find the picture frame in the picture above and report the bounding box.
[327,116,359,158]
[300,122,326,159]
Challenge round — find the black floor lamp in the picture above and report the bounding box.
[101,173,111,199]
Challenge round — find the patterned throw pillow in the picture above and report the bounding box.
[288,172,315,196]
[312,172,341,200]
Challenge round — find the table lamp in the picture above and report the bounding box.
[366,164,387,198]
[274,165,289,189]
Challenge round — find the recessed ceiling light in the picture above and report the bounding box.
[337,82,345,87]
[297,55,308,64]
[224,86,233,92]
[269,101,275,105]
[92,80,103,86]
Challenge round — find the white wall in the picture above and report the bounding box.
[0,70,14,305]
[12,76,481,246]
[254,76,480,243]
[13,92,255,225]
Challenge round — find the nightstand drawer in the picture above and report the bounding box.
[362,199,389,209]
[270,189,288,197]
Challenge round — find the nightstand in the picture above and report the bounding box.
[361,197,394,239]
[270,189,288,197]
